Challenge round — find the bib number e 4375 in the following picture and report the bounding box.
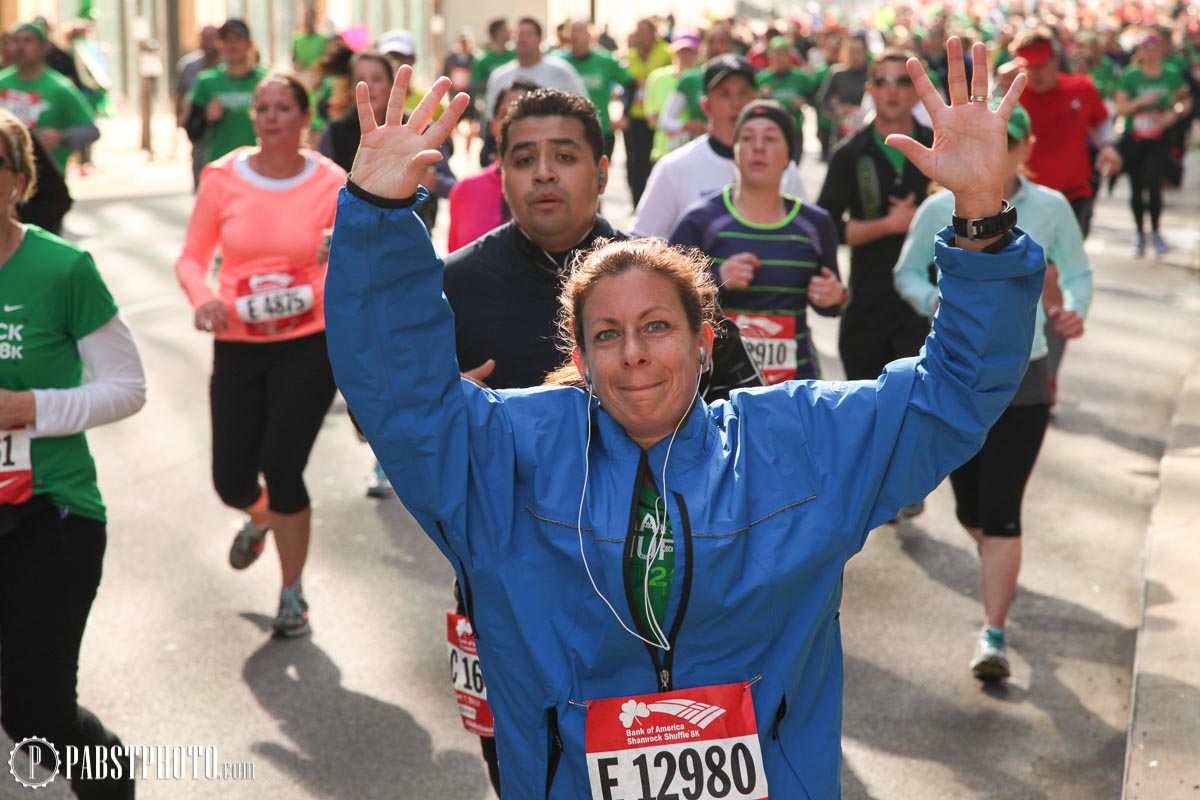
[447,612,494,737]
[586,681,768,800]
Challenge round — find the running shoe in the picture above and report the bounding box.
[272,583,310,637]
[229,517,270,570]
[969,625,1011,682]
[365,461,393,499]
[1134,233,1147,257]
[1152,233,1169,258]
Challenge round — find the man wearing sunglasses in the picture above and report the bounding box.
[816,48,935,518]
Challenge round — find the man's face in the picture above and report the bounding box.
[848,40,868,69]
[570,21,591,53]
[703,75,758,143]
[200,26,220,57]
[10,30,45,70]
[868,60,918,124]
[501,115,606,249]
[222,32,251,64]
[769,45,790,70]
[1023,57,1058,93]
[493,24,511,47]
[515,22,541,59]
[636,21,657,49]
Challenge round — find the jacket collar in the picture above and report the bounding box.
[512,215,625,280]
[593,392,717,473]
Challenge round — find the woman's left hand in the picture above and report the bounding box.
[883,37,1027,219]
[808,266,847,309]
[194,300,229,334]
[0,388,36,428]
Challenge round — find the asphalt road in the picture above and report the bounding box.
[2,119,1198,799]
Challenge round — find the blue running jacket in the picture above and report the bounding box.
[325,188,1045,799]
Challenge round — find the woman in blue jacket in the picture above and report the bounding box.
[326,40,1040,799]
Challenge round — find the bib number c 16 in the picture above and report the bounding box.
[447,612,494,737]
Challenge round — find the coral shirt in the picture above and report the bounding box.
[1020,73,1109,201]
[446,162,508,253]
[176,148,346,342]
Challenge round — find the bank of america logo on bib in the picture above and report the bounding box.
[586,682,768,800]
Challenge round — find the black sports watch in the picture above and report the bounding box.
[952,200,1017,240]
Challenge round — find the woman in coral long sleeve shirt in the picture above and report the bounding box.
[176,73,346,637]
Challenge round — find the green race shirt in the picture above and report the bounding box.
[756,67,813,126]
[190,64,269,165]
[560,49,632,134]
[0,226,118,521]
[0,66,95,172]
[1118,63,1185,114]
[871,124,910,175]
[293,32,329,69]
[627,484,675,638]
[470,47,516,87]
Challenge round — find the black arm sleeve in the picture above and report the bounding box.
[16,135,72,235]
[184,103,208,144]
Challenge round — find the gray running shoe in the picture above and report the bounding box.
[970,626,1011,682]
[365,461,393,499]
[1152,233,1168,258]
[272,583,310,637]
[229,517,270,570]
[1134,233,1147,257]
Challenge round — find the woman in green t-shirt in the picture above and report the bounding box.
[0,108,146,799]
[1114,32,1192,257]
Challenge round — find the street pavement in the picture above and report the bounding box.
[2,112,1198,799]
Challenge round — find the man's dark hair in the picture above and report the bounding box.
[499,88,604,162]
[487,18,507,40]
[493,77,540,119]
[870,47,922,80]
[518,17,543,39]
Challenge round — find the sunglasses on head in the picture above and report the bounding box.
[872,75,914,88]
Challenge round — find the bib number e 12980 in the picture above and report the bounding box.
[0,426,33,505]
[586,681,768,800]
[447,612,494,736]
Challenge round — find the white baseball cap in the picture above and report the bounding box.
[379,29,416,57]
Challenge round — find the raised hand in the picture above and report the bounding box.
[884,37,1028,219]
[349,65,471,200]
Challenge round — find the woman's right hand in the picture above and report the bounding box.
[718,252,758,289]
[350,65,471,200]
[194,300,229,333]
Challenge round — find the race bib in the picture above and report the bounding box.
[730,313,797,384]
[447,612,494,737]
[586,681,768,800]
[234,272,315,336]
[838,110,865,139]
[1132,112,1164,141]
[0,427,33,506]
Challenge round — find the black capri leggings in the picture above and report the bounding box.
[1125,137,1171,234]
[210,331,337,515]
[949,360,1051,538]
[0,500,133,799]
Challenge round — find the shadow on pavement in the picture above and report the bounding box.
[877,526,1133,797]
[240,616,488,800]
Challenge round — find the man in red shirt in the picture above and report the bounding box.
[996,28,1122,239]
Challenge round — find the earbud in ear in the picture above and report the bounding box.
[699,348,708,367]
[7,189,15,203]
[584,370,593,389]
[598,172,607,187]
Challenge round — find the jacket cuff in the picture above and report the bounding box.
[345,179,421,209]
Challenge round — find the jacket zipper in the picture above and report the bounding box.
[621,455,696,693]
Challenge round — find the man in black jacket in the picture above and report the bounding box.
[441,89,762,797]
[817,49,935,383]
[446,88,761,396]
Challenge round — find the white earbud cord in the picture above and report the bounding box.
[575,368,704,652]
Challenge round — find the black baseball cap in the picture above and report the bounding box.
[734,100,797,162]
[703,55,756,94]
[219,19,251,39]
